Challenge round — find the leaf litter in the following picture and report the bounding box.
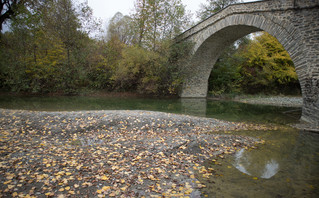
[0,109,272,197]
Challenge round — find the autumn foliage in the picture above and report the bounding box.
[209,33,300,96]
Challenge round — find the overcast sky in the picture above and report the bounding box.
[86,0,260,23]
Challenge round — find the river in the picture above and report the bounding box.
[0,95,318,197]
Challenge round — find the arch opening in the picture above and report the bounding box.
[182,25,263,97]
[207,31,301,98]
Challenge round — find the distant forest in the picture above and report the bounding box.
[0,0,300,96]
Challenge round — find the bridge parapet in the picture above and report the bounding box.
[177,0,318,42]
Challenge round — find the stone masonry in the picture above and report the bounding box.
[176,0,319,125]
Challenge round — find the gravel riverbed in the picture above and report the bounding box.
[0,109,270,197]
[237,96,303,107]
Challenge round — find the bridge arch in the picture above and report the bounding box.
[181,14,303,97]
[178,0,319,125]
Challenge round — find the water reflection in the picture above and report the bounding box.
[262,159,279,179]
[233,148,279,179]
[200,130,319,197]
[181,98,207,117]
[0,95,301,124]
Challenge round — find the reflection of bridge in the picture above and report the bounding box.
[176,0,319,125]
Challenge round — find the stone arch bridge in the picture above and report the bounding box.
[176,0,319,125]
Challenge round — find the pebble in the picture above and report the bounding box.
[0,109,268,197]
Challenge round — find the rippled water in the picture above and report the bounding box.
[0,95,318,197]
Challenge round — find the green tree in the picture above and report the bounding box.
[208,36,249,95]
[0,0,191,96]
[132,0,190,50]
[110,40,191,95]
[0,0,27,33]
[87,37,125,90]
[106,12,137,45]
[43,0,81,64]
[160,0,192,39]
[197,0,240,20]
[0,0,101,93]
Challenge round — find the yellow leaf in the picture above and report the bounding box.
[74,184,79,188]
[56,171,65,176]
[101,175,109,181]
[58,188,64,192]
[3,180,11,184]
[148,175,157,181]
[184,188,193,195]
[111,166,119,170]
[68,191,75,195]
[120,186,127,191]
[96,189,102,194]
[102,186,111,191]
[65,186,70,191]
[253,177,258,180]
[6,176,13,180]
[45,192,54,196]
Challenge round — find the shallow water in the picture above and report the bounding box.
[0,95,318,197]
[200,129,319,197]
[0,95,300,124]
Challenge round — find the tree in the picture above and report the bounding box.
[0,0,27,33]
[238,32,299,94]
[0,0,102,93]
[106,12,137,45]
[208,36,250,95]
[160,0,192,40]
[42,0,80,64]
[197,0,240,20]
[0,0,191,96]
[132,0,190,50]
[208,32,300,95]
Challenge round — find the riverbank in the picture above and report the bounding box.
[208,95,303,108]
[0,90,178,99]
[230,96,319,132]
[0,109,272,197]
[235,96,302,107]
